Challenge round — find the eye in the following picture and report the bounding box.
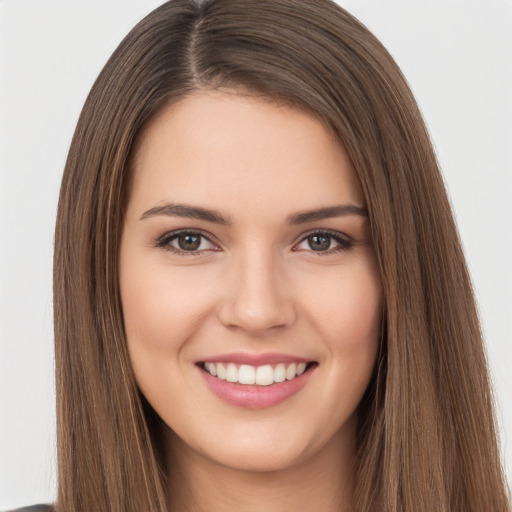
[294,230,353,253]
[157,230,219,255]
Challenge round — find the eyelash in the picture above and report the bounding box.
[156,229,218,256]
[155,229,354,256]
[294,229,354,254]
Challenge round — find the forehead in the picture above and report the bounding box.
[129,90,365,219]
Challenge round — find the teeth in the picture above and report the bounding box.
[216,363,226,380]
[204,362,217,376]
[256,365,274,386]
[226,363,238,383]
[239,364,256,384]
[285,363,297,380]
[203,361,311,386]
[274,363,286,383]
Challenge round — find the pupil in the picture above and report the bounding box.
[178,234,201,251]
[308,235,330,251]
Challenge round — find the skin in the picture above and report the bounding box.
[119,90,383,512]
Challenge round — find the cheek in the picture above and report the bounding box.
[306,259,382,346]
[119,260,216,362]
[303,257,382,393]
[119,261,221,417]
[334,276,382,345]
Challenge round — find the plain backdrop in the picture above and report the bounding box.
[1,0,511,508]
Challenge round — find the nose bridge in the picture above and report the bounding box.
[218,243,295,332]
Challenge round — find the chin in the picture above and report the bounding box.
[207,438,311,473]
[164,408,357,476]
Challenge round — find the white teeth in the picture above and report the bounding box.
[204,362,217,376]
[204,361,311,385]
[216,363,226,380]
[274,363,286,383]
[255,365,274,386]
[239,364,256,384]
[226,363,238,383]
[285,363,297,380]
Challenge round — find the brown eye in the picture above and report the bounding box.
[157,230,218,254]
[294,230,354,254]
[177,233,201,251]
[307,234,331,251]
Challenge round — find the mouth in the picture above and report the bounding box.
[196,358,318,408]
[198,361,318,386]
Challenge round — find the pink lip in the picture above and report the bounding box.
[197,355,317,409]
[199,352,312,366]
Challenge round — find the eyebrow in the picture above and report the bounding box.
[140,203,231,224]
[139,202,367,224]
[287,204,368,224]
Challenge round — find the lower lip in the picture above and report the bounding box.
[198,365,315,409]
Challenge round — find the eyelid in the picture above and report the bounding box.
[292,229,354,253]
[156,228,221,255]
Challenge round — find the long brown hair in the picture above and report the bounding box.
[53,1,510,510]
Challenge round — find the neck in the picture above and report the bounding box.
[164,423,357,512]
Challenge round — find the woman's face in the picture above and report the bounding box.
[119,91,382,473]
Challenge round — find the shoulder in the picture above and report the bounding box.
[6,506,53,512]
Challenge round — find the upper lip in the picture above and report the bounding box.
[198,352,315,366]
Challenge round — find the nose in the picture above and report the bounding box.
[217,250,296,334]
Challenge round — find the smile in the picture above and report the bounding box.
[198,358,318,409]
[202,361,313,386]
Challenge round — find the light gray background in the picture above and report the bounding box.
[1,0,511,508]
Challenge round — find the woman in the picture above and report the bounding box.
[23,0,511,510]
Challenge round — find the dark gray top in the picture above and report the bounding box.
[7,506,52,512]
